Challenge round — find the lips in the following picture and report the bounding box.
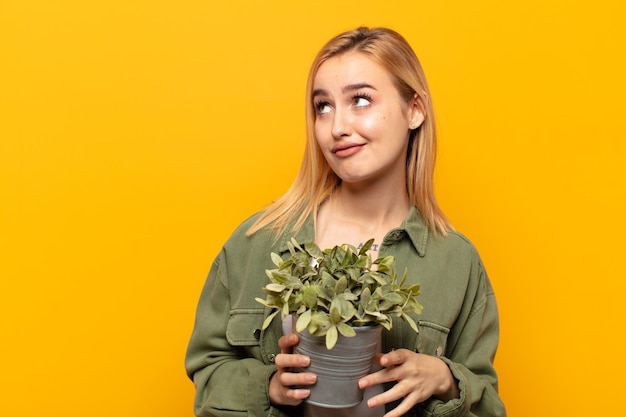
[331,142,365,158]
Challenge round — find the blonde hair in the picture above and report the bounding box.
[247,27,451,237]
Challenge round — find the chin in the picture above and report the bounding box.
[336,173,371,185]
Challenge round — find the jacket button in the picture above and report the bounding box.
[253,328,261,339]
[268,353,276,363]
[436,346,443,356]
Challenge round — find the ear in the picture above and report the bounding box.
[408,94,426,130]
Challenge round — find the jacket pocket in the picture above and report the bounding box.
[416,320,450,357]
[226,308,266,346]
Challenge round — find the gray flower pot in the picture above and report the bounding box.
[294,325,382,408]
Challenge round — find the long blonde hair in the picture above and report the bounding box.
[247,27,450,237]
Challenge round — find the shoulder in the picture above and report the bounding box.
[427,228,481,261]
[423,228,492,287]
[229,211,265,238]
[220,210,302,258]
[214,211,280,285]
[222,211,271,249]
[438,229,495,296]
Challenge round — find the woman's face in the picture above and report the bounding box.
[312,52,424,188]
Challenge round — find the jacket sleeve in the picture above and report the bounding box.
[185,249,294,417]
[416,255,506,417]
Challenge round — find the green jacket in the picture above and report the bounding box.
[185,207,506,417]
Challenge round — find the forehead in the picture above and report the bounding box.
[313,52,394,90]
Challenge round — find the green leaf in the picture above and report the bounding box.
[296,310,312,332]
[337,297,356,320]
[406,283,422,296]
[379,319,393,331]
[383,292,404,305]
[407,299,424,315]
[268,271,291,284]
[359,238,374,255]
[335,276,348,294]
[302,286,318,309]
[255,297,273,308]
[402,312,419,334]
[321,271,336,287]
[270,252,284,267]
[290,237,303,252]
[329,300,342,324]
[286,240,296,256]
[370,272,390,286]
[355,255,368,268]
[326,326,338,350]
[261,310,279,330]
[339,291,358,302]
[265,283,286,292]
[378,255,395,266]
[399,267,409,287]
[337,322,356,338]
[310,311,331,328]
[304,241,324,258]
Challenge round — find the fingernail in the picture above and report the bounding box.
[296,389,310,399]
[359,379,369,389]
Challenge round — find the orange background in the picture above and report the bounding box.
[2,1,625,416]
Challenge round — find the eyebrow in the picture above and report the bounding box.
[312,83,377,99]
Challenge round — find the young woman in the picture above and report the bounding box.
[186,27,506,417]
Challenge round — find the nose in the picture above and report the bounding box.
[331,107,352,139]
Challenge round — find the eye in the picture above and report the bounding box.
[352,93,372,108]
[315,101,331,115]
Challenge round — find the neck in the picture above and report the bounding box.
[331,180,410,229]
[314,179,410,251]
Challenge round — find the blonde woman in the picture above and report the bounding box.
[186,27,505,417]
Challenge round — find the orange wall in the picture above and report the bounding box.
[2,1,625,416]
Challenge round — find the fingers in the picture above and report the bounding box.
[269,371,312,406]
[278,333,300,352]
[274,350,310,369]
[379,348,408,367]
[365,379,426,412]
[359,349,446,414]
[274,351,315,389]
[269,333,317,407]
[373,390,422,417]
[268,366,317,406]
[359,349,408,389]
[276,334,310,369]
[279,370,317,387]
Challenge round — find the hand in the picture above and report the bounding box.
[268,333,317,406]
[358,349,459,417]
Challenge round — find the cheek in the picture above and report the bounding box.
[356,114,385,135]
[313,123,334,158]
[314,123,326,145]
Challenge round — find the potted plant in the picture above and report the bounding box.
[256,238,423,408]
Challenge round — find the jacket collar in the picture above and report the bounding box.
[276,206,429,257]
[401,206,429,257]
